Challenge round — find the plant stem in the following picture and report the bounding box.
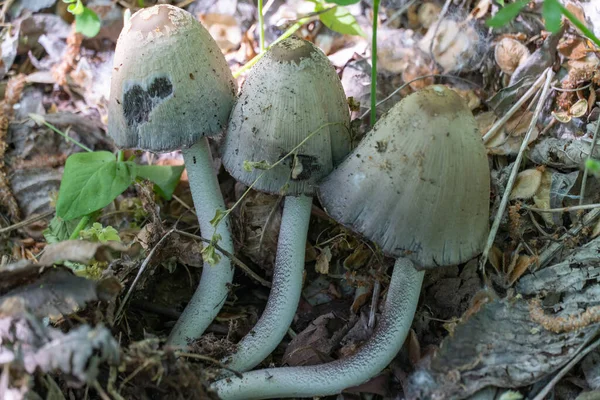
[222,195,312,374]
[167,138,235,347]
[579,114,600,205]
[370,0,380,126]
[558,2,600,49]
[212,257,424,399]
[258,0,265,53]
[69,214,90,240]
[29,113,93,153]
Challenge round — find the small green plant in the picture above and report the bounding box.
[32,114,184,243]
[307,0,365,37]
[586,158,600,176]
[486,0,600,48]
[235,0,364,78]
[80,222,121,243]
[63,0,102,38]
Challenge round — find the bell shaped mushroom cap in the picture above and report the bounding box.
[108,4,236,152]
[221,36,351,196]
[318,85,490,268]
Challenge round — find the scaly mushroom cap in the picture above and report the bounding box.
[108,4,236,152]
[318,85,490,268]
[221,36,351,196]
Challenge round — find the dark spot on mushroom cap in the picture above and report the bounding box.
[147,76,173,99]
[123,85,152,127]
[269,37,316,66]
[123,76,173,128]
[129,4,179,36]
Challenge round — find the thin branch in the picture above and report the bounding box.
[522,203,600,213]
[479,69,553,271]
[538,208,600,267]
[175,351,243,378]
[115,229,176,322]
[482,72,548,143]
[0,210,54,234]
[532,335,600,400]
[174,229,271,288]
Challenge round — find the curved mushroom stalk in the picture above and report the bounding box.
[212,258,424,400]
[168,138,235,347]
[219,37,351,369]
[222,195,312,373]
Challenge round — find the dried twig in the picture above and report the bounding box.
[480,69,553,271]
[522,203,600,213]
[482,72,548,143]
[537,208,600,267]
[531,335,600,400]
[0,210,54,234]
[174,229,271,288]
[115,229,176,322]
[175,352,243,378]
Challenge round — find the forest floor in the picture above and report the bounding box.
[3,0,600,399]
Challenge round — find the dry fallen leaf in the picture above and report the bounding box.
[418,18,482,73]
[199,13,242,53]
[315,246,332,275]
[510,169,543,200]
[417,3,441,28]
[0,313,119,385]
[486,111,539,155]
[38,240,127,266]
[552,98,588,123]
[508,255,537,285]
[469,0,492,20]
[558,36,591,60]
[495,37,530,75]
[533,169,554,226]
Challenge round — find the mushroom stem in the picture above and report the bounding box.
[223,194,312,373]
[167,138,235,347]
[211,258,424,400]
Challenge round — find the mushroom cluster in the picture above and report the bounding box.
[212,86,490,399]
[107,5,491,399]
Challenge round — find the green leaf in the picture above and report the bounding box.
[201,233,223,265]
[68,0,84,15]
[43,216,83,244]
[317,5,366,37]
[134,164,185,200]
[485,0,529,28]
[62,0,76,3]
[586,158,600,175]
[80,222,121,243]
[75,7,101,38]
[210,209,227,228]
[56,152,136,221]
[542,0,562,33]
[327,0,361,5]
[243,160,272,172]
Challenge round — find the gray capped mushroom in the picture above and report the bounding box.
[107,4,237,347]
[320,85,490,268]
[219,36,351,373]
[212,85,490,399]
